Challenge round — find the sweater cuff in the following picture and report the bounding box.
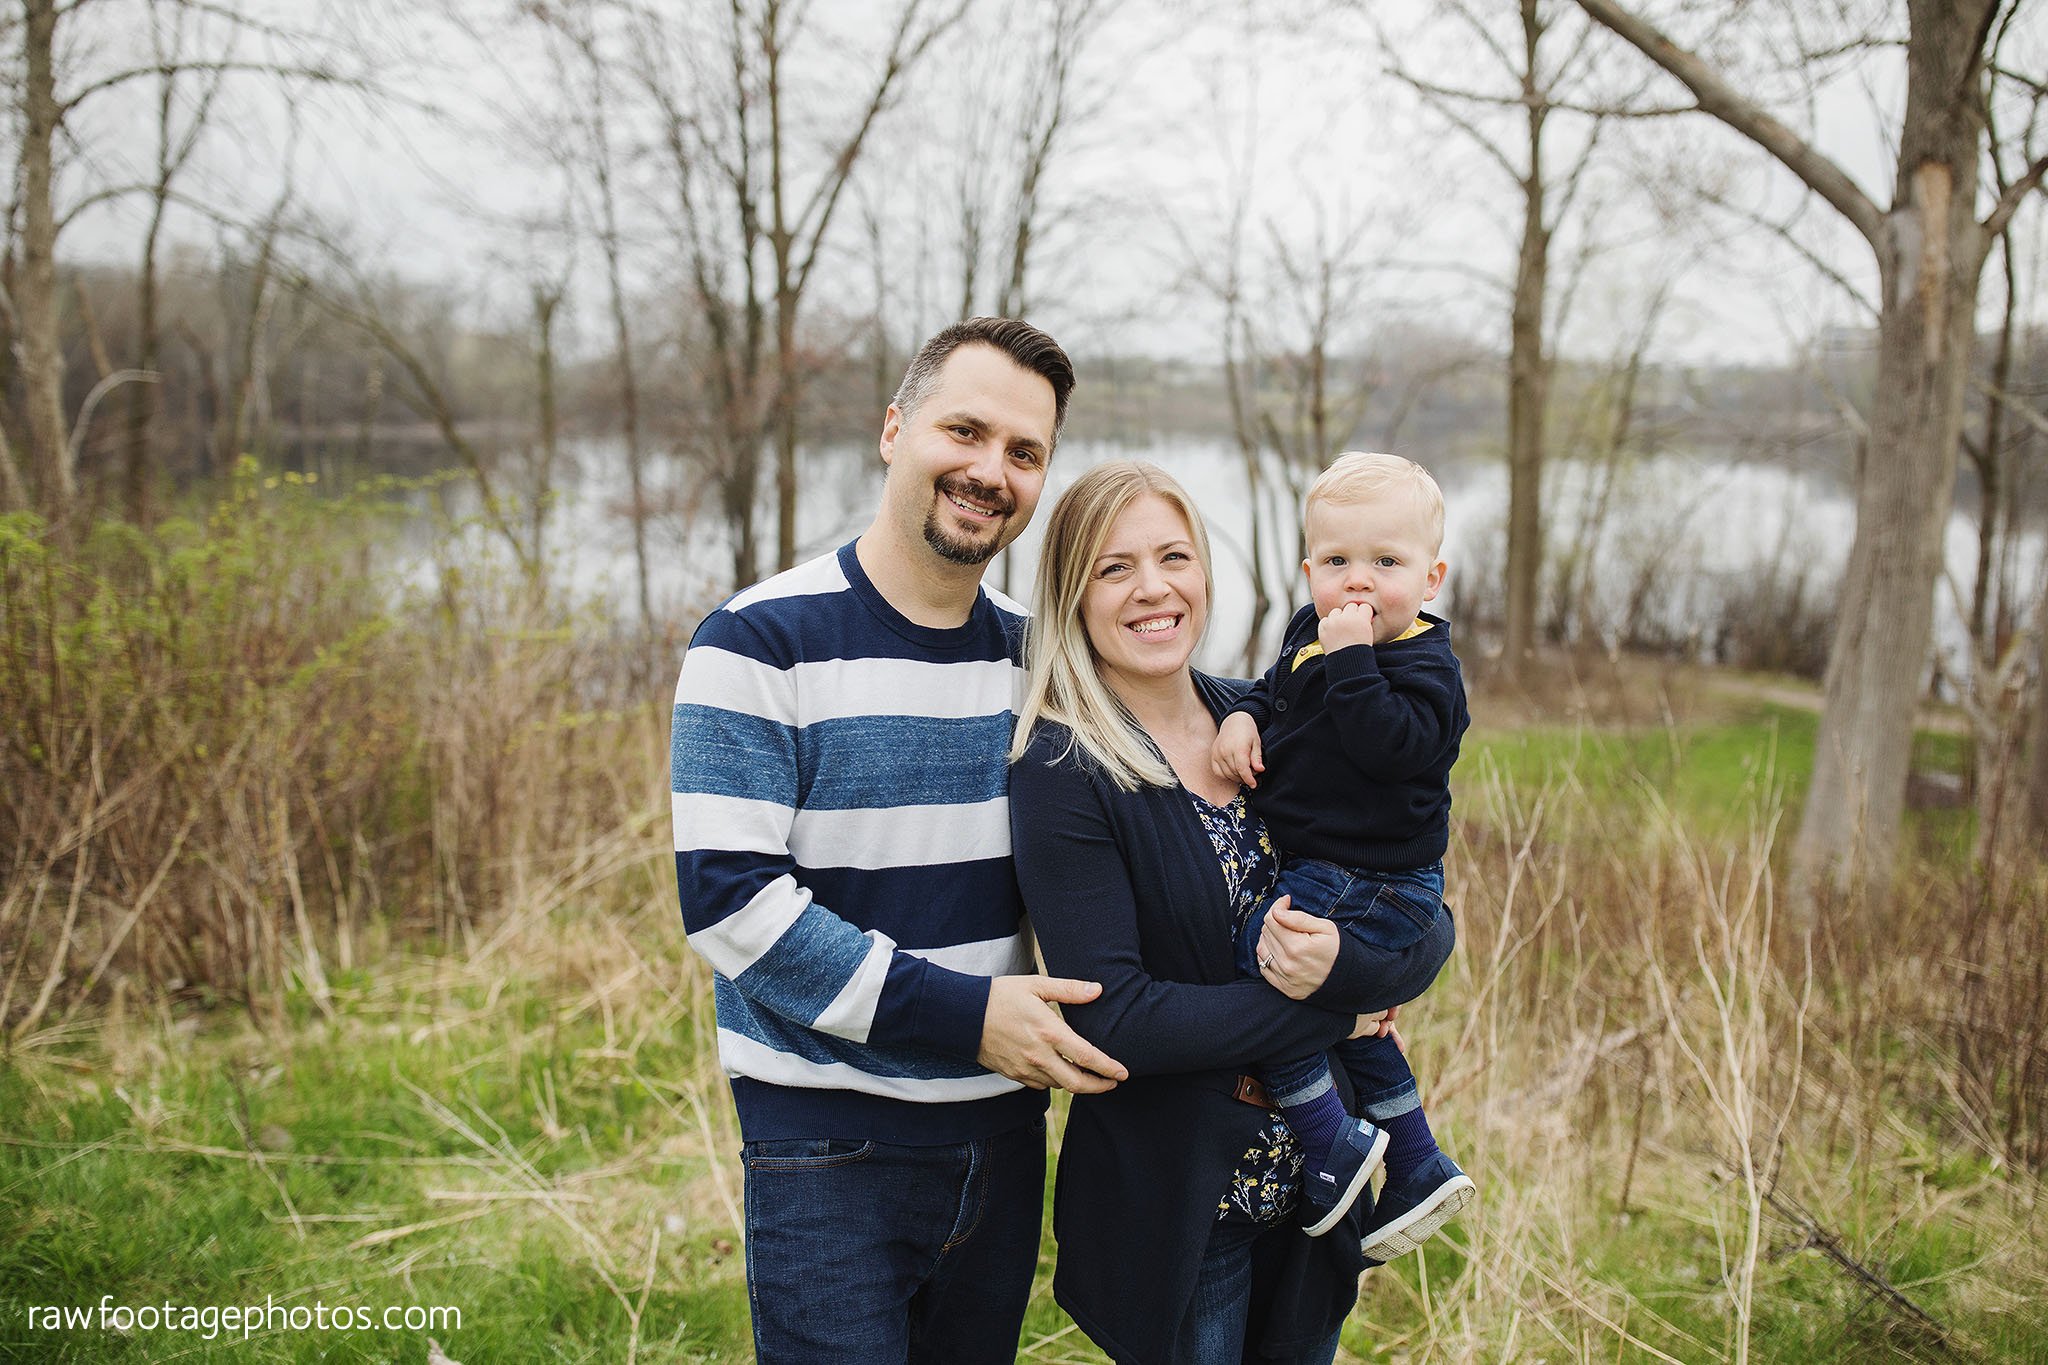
[1321,640,1381,682]
[1227,695,1270,726]
[1305,931,1375,1012]
[869,954,994,1060]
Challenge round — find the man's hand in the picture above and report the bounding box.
[978,976,1128,1093]
[1211,712,1265,787]
[1255,900,1341,1001]
[1318,600,1376,652]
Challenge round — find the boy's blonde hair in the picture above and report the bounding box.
[1010,460,1214,791]
[1305,451,1446,554]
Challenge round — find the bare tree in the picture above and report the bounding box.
[1381,0,1646,663]
[1575,0,2048,895]
[17,0,68,511]
[5,0,369,518]
[530,0,655,631]
[994,0,1102,320]
[760,0,967,571]
[118,0,233,524]
[637,0,964,586]
[1178,171,1406,669]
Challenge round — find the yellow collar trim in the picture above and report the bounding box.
[1291,618,1431,672]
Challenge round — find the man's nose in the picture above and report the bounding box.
[963,439,1006,484]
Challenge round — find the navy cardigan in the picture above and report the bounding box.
[1011,672,1384,1365]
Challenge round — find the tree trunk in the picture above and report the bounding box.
[1792,8,1989,892]
[19,0,71,512]
[125,198,166,524]
[605,258,652,631]
[1503,159,1549,663]
[1573,0,2012,894]
[531,286,561,569]
[2026,588,2048,844]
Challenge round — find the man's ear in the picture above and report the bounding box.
[879,405,903,467]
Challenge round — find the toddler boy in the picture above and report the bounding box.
[1211,451,1474,1256]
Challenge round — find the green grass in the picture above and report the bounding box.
[0,947,758,1364]
[4,699,2041,1364]
[1461,701,1974,858]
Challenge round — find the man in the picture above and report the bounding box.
[670,317,1126,1363]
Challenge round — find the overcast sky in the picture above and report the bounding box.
[63,0,2048,370]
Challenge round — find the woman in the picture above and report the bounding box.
[1010,461,1402,1364]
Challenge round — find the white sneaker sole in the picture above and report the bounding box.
[1303,1126,1389,1238]
[1361,1173,1476,1260]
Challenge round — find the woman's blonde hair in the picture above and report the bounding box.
[1010,460,1214,790]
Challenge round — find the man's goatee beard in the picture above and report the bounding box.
[923,514,1001,565]
[923,478,1013,565]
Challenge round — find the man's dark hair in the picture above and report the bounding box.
[891,317,1076,441]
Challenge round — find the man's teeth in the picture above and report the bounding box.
[1130,617,1179,634]
[947,493,998,516]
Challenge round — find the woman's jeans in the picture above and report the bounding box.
[1145,1216,1343,1365]
[1236,858,1455,1125]
[740,1120,1044,1364]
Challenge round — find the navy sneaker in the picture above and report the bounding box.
[1300,1118,1388,1237]
[1360,1151,1475,1260]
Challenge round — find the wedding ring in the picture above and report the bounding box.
[1257,953,1272,970]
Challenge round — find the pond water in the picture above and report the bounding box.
[410,436,2042,684]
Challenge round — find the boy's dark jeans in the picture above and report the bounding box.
[1235,858,1455,1123]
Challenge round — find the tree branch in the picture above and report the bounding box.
[1389,70,1524,183]
[67,370,160,464]
[1982,152,2048,239]
[61,60,363,114]
[1572,0,1886,245]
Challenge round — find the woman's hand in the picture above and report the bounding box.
[1255,900,1341,1000]
[1347,1009,1389,1039]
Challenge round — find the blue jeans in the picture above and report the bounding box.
[1134,1216,1343,1365]
[741,1120,1045,1364]
[1237,859,1454,1124]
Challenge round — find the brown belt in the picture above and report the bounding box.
[1233,1075,1276,1109]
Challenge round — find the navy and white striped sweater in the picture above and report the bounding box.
[669,540,1045,1144]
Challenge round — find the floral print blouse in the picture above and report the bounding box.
[1187,788,1305,1224]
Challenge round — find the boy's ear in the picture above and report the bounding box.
[1300,557,1313,583]
[1424,559,1447,601]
